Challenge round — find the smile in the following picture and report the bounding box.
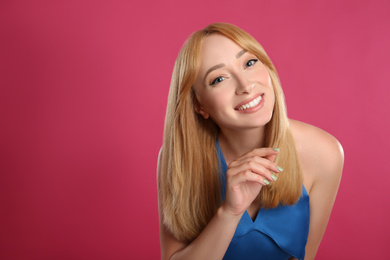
[236,95,262,111]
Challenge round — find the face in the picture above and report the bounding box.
[193,34,275,132]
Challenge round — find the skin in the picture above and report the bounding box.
[158,34,344,260]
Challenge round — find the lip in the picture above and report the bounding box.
[234,93,264,112]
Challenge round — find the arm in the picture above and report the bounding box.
[157,147,281,260]
[300,126,344,260]
[158,200,241,260]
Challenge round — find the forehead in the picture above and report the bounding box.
[199,34,243,68]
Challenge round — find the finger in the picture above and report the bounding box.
[229,156,281,174]
[227,160,275,182]
[247,147,280,158]
[228,148,279,167]
[229,169,269,186]
[265,154,276,163]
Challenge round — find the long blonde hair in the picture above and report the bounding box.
[159,23,303,242]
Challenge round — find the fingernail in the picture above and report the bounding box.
[277,166,284,172]
[273,148,280,152]
[264,179,270,185]
[271,174,277,181]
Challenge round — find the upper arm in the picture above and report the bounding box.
[157,148,188,259]
[303,128,344,259]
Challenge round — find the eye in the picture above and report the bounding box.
[245,59,258,68]
[210,76,225,86]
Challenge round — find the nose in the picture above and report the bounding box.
[235,74,254,95]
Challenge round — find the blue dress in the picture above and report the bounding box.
[216,140,310,260]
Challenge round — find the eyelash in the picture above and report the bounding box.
[245,59,258,68]
[209,59,259,86]
[210,76,225,86]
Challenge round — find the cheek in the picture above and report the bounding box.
[204,92,230,112]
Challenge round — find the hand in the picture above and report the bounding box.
[222,148,282,217]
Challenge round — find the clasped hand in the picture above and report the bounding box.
[222,148,282,217]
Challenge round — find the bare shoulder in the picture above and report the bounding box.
[289,119,344,257]
[289,119,344,188]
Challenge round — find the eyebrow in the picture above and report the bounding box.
[204,49,248,83]
[236,49,247,59]
[204,63,226,82]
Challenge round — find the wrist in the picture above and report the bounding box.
[218,204,244,222]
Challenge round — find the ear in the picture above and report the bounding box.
[192,88,210,119]
[196,105,210,119]
[193,98,210,119]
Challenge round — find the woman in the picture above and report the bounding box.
[157,23,343,260]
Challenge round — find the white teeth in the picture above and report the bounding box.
[238,96,262,110]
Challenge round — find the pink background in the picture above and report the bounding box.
[1,1,389,259]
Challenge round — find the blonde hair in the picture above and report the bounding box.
[159,23,303,242]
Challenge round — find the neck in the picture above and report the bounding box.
[218,126,266,164]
